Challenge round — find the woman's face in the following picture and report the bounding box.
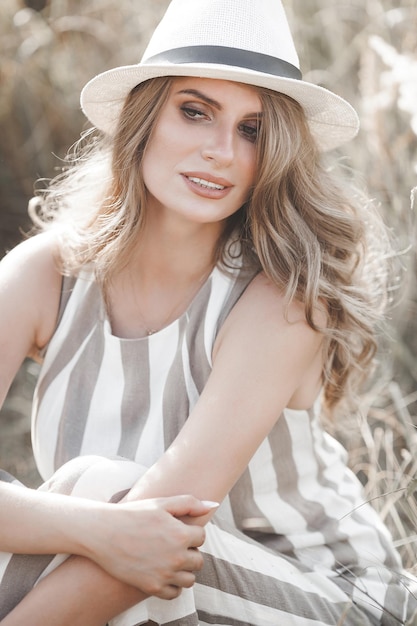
[142,77,261,228]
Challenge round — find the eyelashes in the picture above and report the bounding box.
[180,105,207,120]
[239,122,260,143]
[179,104,260,143]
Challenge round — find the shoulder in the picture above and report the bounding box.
[213,271,326,409]
[0,232,63,354]
[1,231,62,293]
[216,271,325,340]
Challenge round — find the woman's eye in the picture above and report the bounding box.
[180,105,207,121]
[239,122,260,143]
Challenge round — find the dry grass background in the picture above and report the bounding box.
[0,0,417,572]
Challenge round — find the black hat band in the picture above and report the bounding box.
[144,45,302,80]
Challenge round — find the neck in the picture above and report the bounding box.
[132,212,225,286]
[107,215,226,338]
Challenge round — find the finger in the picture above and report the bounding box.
[170,571,196,589]
[188,499,220,517]
[162,495,219,518]
[187,525,206,549]
[180,546,205,572]
[156,585,183,601]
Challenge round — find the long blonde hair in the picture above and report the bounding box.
[246,89,391,411]
[30,76,392,413]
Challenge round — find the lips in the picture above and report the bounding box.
[182,172,233,198]
[187,176,225,190]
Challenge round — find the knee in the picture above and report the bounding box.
[40,455,147,502]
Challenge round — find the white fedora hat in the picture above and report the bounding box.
[81,0,359,151]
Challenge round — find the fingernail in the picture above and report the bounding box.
[201,500,219,509]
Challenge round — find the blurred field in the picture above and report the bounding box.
[1,0,417,569]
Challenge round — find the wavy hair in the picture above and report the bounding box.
[30,77,392,414]
[246,89,392,412]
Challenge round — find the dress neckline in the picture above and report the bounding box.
[98,265,219,342]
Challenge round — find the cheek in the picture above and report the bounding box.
[146,130,186,183]
[152,114,186,153]
[142,130,175,186]
[242,149,257,190]
[141,148,156,190]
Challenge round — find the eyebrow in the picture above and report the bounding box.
[176,88,262,119]
[177,88,221,109]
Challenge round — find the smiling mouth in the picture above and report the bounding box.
[186,176,226,191]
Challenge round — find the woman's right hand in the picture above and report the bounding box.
[80,495,215,599]
[0,493,217,625]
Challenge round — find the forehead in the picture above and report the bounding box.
[169,76,262,112]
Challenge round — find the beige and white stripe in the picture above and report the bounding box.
[0,259,415,624]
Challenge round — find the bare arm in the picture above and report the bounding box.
[0,233,62,409]
[0,236,210,619]
[125,273,325,505]
[0,492,212,626]
[2,273,325,624]
[0,555,146,626]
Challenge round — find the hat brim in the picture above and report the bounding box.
[80,62,359,152]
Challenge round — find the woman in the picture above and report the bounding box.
[0,0,416,624]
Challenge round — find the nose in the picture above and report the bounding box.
[201,125,234,167]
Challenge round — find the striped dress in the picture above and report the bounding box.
[0,260,416,625]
